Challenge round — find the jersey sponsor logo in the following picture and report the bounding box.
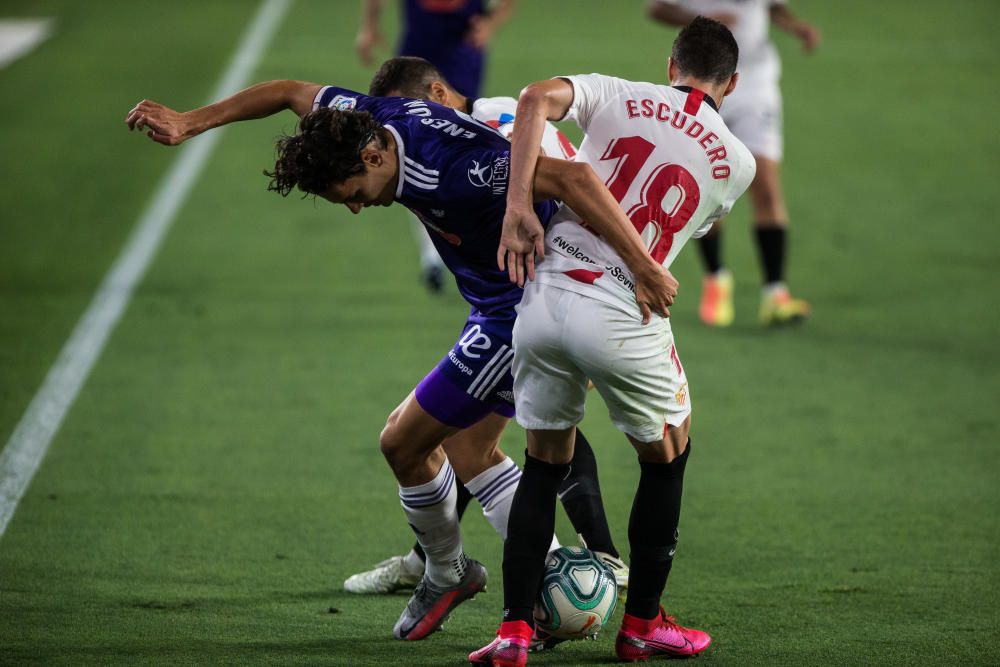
[490,154,509,195]
[466,154,510,195]
[329,95,357,110]
[468,159,492,188]
[457,324,492,359]
[447,349,475,376]
[551,235,598,265]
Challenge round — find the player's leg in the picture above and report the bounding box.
[613,418,710,660]
[750,155,810,325]
[343,395,475,596]
[471,286,589,666]
[564,298,709,659]
[696,221,735,327]
[558,429,629,587]
[391,314,521,640]
[384,390,490,640]
[442,412,526,541]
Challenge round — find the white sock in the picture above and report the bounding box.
[398,460,466,586]
[465,457,521,539]
[402,548,425,575]
[762,281,788,297]
[465,457,561,551]
[410,215,445,271]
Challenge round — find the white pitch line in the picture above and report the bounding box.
[0,0,293,538]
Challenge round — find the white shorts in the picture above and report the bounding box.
[721,70,783,161]
[512,284,691,443]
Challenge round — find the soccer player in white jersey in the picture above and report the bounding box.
[648,0,819,327]
[470,18,755,665]
[342,57,629,614]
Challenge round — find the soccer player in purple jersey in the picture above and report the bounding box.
[125,80,677,640]
[339,57,630,614]
[357,0,517,293]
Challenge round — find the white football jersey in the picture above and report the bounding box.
[534,74,755,313]
[471,96,577,160]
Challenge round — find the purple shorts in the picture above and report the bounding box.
[415,310,516,428]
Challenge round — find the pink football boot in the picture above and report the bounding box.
[615,607,711,661]
[469,620,533,667]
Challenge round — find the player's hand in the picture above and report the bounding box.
[125,100,194,146]
[634,265,679,325]
[356,26,384,66]
[497,203,545,287]
[465,15,495,49]
[794,21,821,53]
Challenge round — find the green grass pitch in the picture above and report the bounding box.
[1,0,998,664]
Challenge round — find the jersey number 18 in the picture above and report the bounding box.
[600,136,701,263]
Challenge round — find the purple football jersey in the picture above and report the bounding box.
[314,86,557,317]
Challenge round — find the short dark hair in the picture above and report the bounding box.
[264,107,386,196]
[369,56,448,98]
[671,16,739,84]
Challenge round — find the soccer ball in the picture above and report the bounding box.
[533,546,618,639]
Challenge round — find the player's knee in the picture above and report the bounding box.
[379,416,409,472]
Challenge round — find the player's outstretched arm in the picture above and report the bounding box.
[533,158,679,324]
[646,1,735,29]
[125,80,322,146]
[770,4,821,53]
[466,0,516,49]
[645,1,698,27]
[356,0,385,66]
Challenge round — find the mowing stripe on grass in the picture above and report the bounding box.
[0,0,294,538]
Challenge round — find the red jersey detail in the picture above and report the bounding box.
[556,130,577,159]
[669,344,683,375]
[485,119,501,129]
[564,269,604,284]
[683,89,706,116]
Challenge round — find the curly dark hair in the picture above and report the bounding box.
[672,16,739,84]
[265,107,387,197]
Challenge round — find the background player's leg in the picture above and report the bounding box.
[750,156,810,325]
[559,428,619,558]
[697,223,735,327]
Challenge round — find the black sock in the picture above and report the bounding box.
[412,481,473,562]
[502,453,570,626]
[625,441,691,620]
[698,226,723,274]
[754,225,786,285]
[559,430,619,558]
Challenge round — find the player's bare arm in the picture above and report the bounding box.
[356,0,386,66]
[496,79,573,286]
[465,0,517,49]
[533,157,679,325]
[769,3,820,53]
[646,1,736,29]
[125,80,322,146]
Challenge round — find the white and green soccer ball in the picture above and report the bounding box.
[533,546,618,639]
